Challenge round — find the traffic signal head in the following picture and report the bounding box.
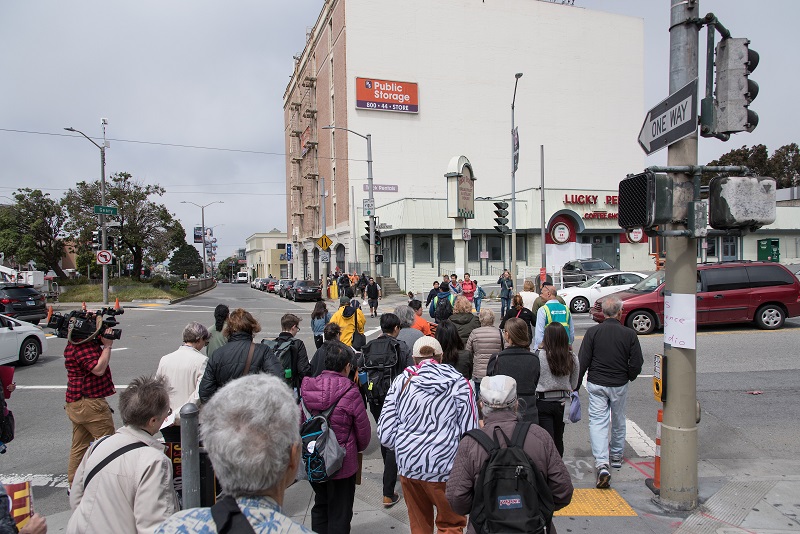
[375,254,384,264]
[91,230,101,250]
[363,219,370,243]
[374,227,382,247]
[708,176,775,230]
[493,201,509,234]
[618,171,677,230]
[713,37,759,134]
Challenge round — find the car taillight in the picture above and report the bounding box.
[0,298,18,305]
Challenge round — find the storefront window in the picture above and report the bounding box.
[468,237,480,261]
[487,235,503,261]
[413,236,432,265]
[397,235,405,263]
[439,236,455,262]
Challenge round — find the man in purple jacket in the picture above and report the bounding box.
[300,343,371,534]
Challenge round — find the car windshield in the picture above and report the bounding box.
[577,275,604,288]
[3,288,40,297]
[582,260,613,271]
[630,270,665,292]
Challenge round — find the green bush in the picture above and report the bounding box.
[170,280,188,292]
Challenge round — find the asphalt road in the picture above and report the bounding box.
[3,282,798,518]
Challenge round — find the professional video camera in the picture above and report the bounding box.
[47,307,124,344]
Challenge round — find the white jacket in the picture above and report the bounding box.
[157,345,208,423]
[69,426,178,534]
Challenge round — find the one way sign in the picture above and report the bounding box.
[638,79,698,155]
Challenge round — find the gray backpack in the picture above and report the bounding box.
[299,395,347,482]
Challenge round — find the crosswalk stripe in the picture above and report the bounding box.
[625,419,656,457]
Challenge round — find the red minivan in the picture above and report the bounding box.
[591,262,800,335]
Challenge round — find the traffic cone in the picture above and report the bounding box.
[82,302,87,312]
[46,306,53,323]
[114,297,121,310]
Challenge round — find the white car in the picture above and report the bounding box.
[558,271,647,313]
[0,314,47,366]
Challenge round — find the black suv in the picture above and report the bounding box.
[561,258,615,287]
[0,284,47,324]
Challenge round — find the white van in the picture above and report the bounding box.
[236,272,249,284]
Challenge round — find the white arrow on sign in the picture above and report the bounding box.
[638,79,698,155]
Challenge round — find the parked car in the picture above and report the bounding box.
[288,280,322,302]
[0,314,46,366]
[236,272,249,284]
[557,271,647,313]
[0,283,47,325]
[561,258,616,287]
[250,278,261,289]
[278,279,295,298]
[591,262,800,335]
[266,279,278,292]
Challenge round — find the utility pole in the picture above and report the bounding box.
[540,145,546,276]
[320,177,328,298]
[366,134,376,278]
[661,0,699,511]
[510,73,523,288]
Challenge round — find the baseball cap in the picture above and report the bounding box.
[412,336,443,360]
[339,295,350,305]
[479,375,518,408]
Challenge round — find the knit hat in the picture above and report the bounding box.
[479,375,518,408]
[339,295,350,305]
[412,336,443,360]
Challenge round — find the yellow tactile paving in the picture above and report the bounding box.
[554,488,637,517]
[138,303,166,307]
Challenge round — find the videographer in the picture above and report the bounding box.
[64,325,117,487]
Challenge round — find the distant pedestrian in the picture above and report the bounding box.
[465,308,503,399]
[156,322,209,443]
[429,282,456,323]
[267,313,312,402]
[519,279,539,312]
[578,296,643,489]
[537,323,580,457]
[69,375,178,534]
[198,308,282,403]
[449,295,481,347]
[449,274,462,294]
[436,319,472,380]
[330,295,366,349]
[365,277,382,317]
[425,281,440,307]
[206,304,229,358]
[407,291,415,302]
[497,270,514,316]
[486,318,540,424]
[534,284,574,348]
[500,294,535,344]
[473,282,486,313]
[460,273,477,302]
[358,273,369,299]
[311,301,332,349]
[408,299,432,336]
[309,323,356,377]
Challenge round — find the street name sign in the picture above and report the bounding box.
[638,79,698,155]
[316,234,332,250]
[94,205,118,216]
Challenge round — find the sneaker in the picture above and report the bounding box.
[610,455,623,468]
[383,493,401,508]
[596,465,611,488]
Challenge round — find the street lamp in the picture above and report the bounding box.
[322,125,375,277]
[181,201,224,279]
[511,72,523,290]
[65,122,110,304]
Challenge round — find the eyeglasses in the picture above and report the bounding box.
[203,338,210,346]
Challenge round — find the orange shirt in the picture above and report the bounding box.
[411,314,432,336]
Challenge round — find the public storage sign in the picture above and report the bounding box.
[356,77,419,113]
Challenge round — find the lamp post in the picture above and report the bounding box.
[322,125,375,277]
[65,122,110,304]
[181,201,224,279]
[511,73,523,289]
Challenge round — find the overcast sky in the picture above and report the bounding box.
[1,0,796,263]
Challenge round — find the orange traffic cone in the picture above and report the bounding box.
[82,302,87,311]
[46,306,53,323]
[114,297,121,310]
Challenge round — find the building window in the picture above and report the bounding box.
[330,93,335,123]
[277,243,286,250]
[722,236,737,259]
[439,236,455,263]
[516,235,527,261]
[487,235,503,261]
[330,130,335,161]
[413,236,432,265]
[397,235,406,263]
[468,237,480,261]
[581,236,591,244]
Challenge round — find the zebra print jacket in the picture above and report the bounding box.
[377,359,478,482]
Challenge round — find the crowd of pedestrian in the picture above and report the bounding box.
[39,269,647,534]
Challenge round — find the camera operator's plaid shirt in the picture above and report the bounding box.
[65,341,115,402]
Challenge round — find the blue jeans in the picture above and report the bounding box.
[500,296,511,317]
[474,298,482,313]
[586,381,629,468]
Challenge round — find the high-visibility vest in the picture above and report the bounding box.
[543,301,571,335]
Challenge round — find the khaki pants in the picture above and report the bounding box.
[399,476,467,534]
[65,397,115,485]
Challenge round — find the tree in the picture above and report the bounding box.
[63,172,185,280]
[217,255,237,279]
[768,143,800,188]
[169,242,203,277]
[0,189,69,278]
[704,143,800,187]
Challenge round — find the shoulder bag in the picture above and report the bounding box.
[351,313,366,350]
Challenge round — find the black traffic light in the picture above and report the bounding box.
[712,37,759,134]
[618,171,675,230]
[362,219,370,243]
[375,254,384,264]
[91,230,101,251]
[493,201,509,234]
[374,226,382,247]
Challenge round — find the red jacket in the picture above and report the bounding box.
[461,280,477,301]
[300,371,371,479]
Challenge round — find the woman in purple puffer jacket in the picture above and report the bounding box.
[300,343,371,534]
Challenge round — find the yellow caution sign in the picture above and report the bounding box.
[317,234,332,250]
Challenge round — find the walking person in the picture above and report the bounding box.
[68,375,178,534]
[460,273,477,302]
[500,294,535,345]
[301,344,371,534]
[519,279,539,312]
[473,282,487,313]
[266,314,312,403]
[394,305,424,351]
[536,323,580,457]
[155,322,209,443]
[377,336,478,534]
[578,296,643,488]
[311,301,332,349]
[534,283,575,349]
[365,277,382,318]
[330,295,367,349]
[531,281,566,318]
[206,304,229,358]
[198,308,283,403]
[446,375,574,534]
[448,296,481,348]
[309,323,355,377]
[486,318,540,424]
[425,281,440,307]
[497,270,514,316]
[449,274,462,294]
[428,282,456,323]
[465,308,503,399]
[358,272,369,299]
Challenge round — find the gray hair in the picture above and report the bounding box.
[478,308,495,326]
[119,375,170,428]
[393,305,416,328]
[602,296,623,318]
[481,399,519,417]
[200,374,299,497]
[183,321,209,343]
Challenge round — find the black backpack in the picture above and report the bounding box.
[466,422,554,534]
[261,339,296,387]
[359,336,400,406]
[434,294,454,321]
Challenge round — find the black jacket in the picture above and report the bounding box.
[366,282,380,299]
[274,332,312,389]
[309,340,357,377]
[449,312,481,346]
[487,346,540,424]
[499,306,535,344]
[198,332,283,403]
[425,287,439,306]
[578,318,643,387]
